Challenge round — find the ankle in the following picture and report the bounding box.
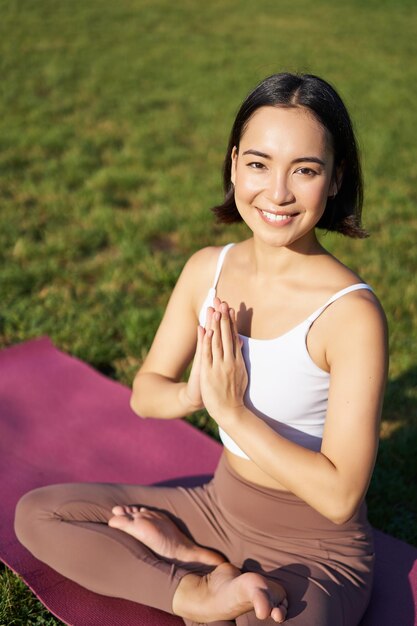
[188,544,226,566]
[172,572,205,618]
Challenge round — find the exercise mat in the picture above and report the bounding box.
[0,337,416,625]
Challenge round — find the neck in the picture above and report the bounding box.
[248,232,326,278]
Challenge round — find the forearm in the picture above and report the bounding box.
[201,297,383,525]
[222,408,362,524]
[131,372,200,419]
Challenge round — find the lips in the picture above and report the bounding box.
[258,208,299,224]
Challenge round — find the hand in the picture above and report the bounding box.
[200,300,248,424]
[182,326,205,411]
[182,306,216,412]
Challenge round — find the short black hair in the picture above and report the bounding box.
[212,72,367,238]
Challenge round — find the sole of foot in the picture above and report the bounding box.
[173,562,288,623]
[108,505,225,566]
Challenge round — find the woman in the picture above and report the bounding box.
[15,73,388,625]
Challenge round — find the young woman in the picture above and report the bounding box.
[15,73,388,625]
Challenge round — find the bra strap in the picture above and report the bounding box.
[211,243,235,290]
[307,283,373,324]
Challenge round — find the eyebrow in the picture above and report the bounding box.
[241,149,326,167]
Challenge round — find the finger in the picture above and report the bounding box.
[230,307,244,358]
[195,325,205,357]
[229,307,239,356]
[205,306,214,332]
[202,327,213,366]
[213,296,222,312]
[220,302,234,360]
[211,310,223,360]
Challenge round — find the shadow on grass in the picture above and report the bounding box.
[368,366,417,545]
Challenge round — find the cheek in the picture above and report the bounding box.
[235,170,263,199]
[233,179,260,219]
[296,177,330,203]
[309,185,331,218]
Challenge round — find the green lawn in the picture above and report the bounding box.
[1,0,416,622]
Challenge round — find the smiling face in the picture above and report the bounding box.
[231,105,338,250]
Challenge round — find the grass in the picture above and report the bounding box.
[0,563,64,625]
[0,0,416,622]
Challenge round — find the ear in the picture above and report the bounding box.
[329,163,344,198]
[230,146,238,186]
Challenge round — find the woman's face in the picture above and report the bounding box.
[231,105,338,250]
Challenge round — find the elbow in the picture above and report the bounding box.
[129,392,146,418]
[130,393,152,419]
[329,511,353,526]
[325,496,361,526]
[129,378,149,418]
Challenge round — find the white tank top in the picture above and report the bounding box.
[198,243,373,459]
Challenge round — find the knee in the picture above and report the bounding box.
[14,485,57,548]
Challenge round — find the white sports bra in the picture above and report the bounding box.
[198,243,373,459]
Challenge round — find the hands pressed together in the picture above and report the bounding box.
[185,297,248,425]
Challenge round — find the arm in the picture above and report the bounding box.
[130,247,217,419]
[201,296,388,524]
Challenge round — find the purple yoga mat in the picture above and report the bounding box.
[0,337,416,625]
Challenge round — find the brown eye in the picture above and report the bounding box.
[296,167,317,176]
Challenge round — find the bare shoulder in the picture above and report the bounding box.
[324,286,388,364]
[177,245,225,311]
[330,284,387,329]
[183,246,223,275]
[317,253,386,325]
[180,245,224,286]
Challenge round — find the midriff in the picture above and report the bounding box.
[224,448,290,491]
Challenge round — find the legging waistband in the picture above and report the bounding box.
[210,452,372,544]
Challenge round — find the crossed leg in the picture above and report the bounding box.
[15,481,287,623]
[109,505,288,623]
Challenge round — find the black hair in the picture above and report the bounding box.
[212,72,367,238]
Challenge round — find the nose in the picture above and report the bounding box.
[267,172,294,206]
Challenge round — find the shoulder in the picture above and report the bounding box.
[342,289,387,335]
[324,287,388,366]
[183,246,223,273]
[314,253,386,328]
[180,246,224,287]
[309,252,388,362]
[175,246,225,310]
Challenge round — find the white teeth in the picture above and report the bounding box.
[261,210,293,222]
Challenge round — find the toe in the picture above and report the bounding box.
[111,505,126,516]
[252,588,272,620]
[139,507,156,516]
[138,507,159,520]
[271,600,287,623]
[108,514,127,529]
[141,507,163,518]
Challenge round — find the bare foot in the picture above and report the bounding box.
[108,505,225,566]
[173,562,288,623]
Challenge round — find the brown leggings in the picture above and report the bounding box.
[14,453,374,625]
